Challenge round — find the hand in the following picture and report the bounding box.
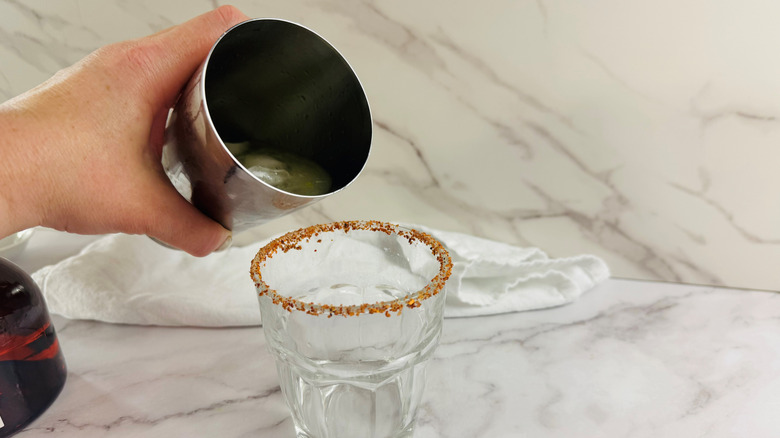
[0,6,249,256]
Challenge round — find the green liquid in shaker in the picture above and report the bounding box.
[225,142,332,196]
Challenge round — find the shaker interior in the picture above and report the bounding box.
[204,19,372,193]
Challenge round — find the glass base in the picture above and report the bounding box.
[277,357,428,438]
[294,424,415,438]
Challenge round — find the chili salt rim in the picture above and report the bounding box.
[250,220,453,317]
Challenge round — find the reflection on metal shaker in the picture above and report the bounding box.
[162,18,372,233]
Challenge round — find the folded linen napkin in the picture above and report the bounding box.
[31,225,609,326]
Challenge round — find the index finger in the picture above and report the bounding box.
[143,6,249,108]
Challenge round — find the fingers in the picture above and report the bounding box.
[125,7,246,255]
[134,6,250,109]
[139,171,232,257]
[122,7,246,255]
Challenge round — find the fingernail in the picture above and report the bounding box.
[215,232,233,252]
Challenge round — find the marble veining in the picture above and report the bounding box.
[9,232,779,436]
[3,0,780,290]
[4,2,780,434]
[9,277,777,437]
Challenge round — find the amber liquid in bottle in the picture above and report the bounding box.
[0,258,67,437]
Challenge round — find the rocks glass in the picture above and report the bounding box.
[250,221,452,438]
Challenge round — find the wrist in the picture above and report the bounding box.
[0,102,43,237]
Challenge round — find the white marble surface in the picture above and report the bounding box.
[5,229,780,437]
[2,0,780,291]
[4,2,780,433]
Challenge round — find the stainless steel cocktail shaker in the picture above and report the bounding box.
[162,18,372,233]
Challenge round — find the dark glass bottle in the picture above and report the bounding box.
[0,257,66,437]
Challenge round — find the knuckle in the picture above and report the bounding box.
[87,43,123,70]
[121,40,165,75]
[212,5,246,28]
[91,40,165,84]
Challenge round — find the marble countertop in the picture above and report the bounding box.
[6,229,780,437]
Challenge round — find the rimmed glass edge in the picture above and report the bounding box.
[250,220,453,318]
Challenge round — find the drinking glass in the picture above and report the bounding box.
[250,221,452,438]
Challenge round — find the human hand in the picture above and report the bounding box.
[0,6,249,256]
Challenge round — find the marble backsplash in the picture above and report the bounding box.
[1,0,778,291]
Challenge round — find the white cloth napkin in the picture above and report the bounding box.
[31,226,610,326]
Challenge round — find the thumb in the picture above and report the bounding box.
[140,172,232,257]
